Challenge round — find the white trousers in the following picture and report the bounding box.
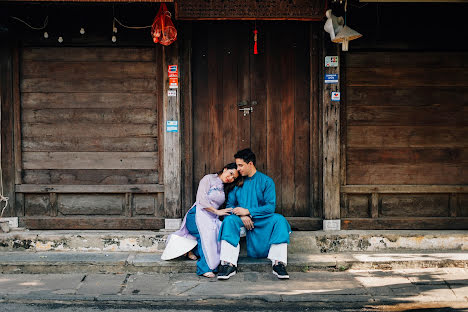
[220,240,288,266]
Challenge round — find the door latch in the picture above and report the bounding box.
[239,106,253,116]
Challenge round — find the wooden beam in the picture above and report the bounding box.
[322,47,341,220]
[371,193,379,218]
[342,217,468,230]
[12,45,21,185]
[0,39,16,217]
[16,184,164,193]
[286,217,323,231]
[22,217,165,230]
[163,42,182,219]
[180,23,194,215]
[341,185,468,194]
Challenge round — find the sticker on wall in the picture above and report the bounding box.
[168,65,178,77]
[169,77,178,89]
[325,74,338,83]
[168,90,177,97]
[331,92,340,101]
[166,120,178,132]
[325,56,339,67]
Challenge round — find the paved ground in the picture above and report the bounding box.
[0,268,467,310]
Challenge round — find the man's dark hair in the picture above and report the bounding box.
[234,148,256,166]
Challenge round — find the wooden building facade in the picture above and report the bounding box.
[0,1,466,230]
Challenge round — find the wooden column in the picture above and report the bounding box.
[162,42,182,224]
[322,46,341,229]
[0,39,17,218]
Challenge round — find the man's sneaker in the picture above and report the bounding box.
[217,264,237,280]
[272,262,289,279]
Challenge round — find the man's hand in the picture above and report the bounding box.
[232,207,250,216]
[240,216,254,230]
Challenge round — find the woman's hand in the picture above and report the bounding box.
[215,208,233,216]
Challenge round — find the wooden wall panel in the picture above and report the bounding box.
[343,52,467,228]
[380,194,450,217]
[341,194,370,218]
[22,170,158,185]
[57,194,124,215]
[24,194,50,216]
[16,47,162,228]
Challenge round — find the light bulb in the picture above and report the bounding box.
[112,35,117,43]
[58,36,63,43]
[80,28,85,35]
[43,32,48,39]
[113,26,118,33]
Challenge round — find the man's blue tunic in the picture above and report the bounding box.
[219,171,291,258]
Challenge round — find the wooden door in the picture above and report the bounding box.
[192,21,320,220]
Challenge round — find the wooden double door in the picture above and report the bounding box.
[192,21,321,219]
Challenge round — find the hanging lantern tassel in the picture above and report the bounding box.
[253,29,258,55]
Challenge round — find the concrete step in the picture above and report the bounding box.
[0,251,467,274]
[1,229,467,253]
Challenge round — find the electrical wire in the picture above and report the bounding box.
[113,17,152,30]
[10,16,48,30]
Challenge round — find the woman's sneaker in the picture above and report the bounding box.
[272,262,289,279]
[217,263,237,280]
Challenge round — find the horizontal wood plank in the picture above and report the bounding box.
[22,93,157,109]
[16,184,164,193]
[342,194,370,218]
[285,217,322,231]
[341,185,468,193]
[341,218,468,230]
[22,123,158,138]
[347,106,467,126]
[134,194,160,216]
[23,137,158,152]
[23,152,158,170]
[347,126,468,148]
[347,148,468,165]
[22,78,157,92]
[346,52,468,68]
[347,163,467,185]
[21,216,165,230]
[22,61,157,79]
[57,194,124,215]
[346,87,468,108]
[347,68,468,87]
[22,108,157,124]
[22,169,159,185]
[22,47,156,62]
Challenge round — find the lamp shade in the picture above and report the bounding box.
[332,25,362,51]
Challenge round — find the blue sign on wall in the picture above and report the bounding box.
[166,120,178,132]
[325,74,338,83]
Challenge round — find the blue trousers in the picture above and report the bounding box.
[185,208,214,275]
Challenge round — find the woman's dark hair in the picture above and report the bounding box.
[234,148,256,166]
[217,162,243,202]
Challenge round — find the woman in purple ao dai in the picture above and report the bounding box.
[161,163,240,278]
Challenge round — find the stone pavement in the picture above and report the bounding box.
[0,268,467,307]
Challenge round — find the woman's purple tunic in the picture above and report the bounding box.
[169,174,225,270]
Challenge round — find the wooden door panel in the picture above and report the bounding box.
[193,22,315,217]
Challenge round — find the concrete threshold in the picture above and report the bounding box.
[0,251,467,274]
[1,230,467,253]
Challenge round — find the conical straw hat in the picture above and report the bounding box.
[161,234,198,260]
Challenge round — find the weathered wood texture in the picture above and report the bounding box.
[17,47,163,226]
[323,46,340,220]
[22,217,165,230]
[0,41,17,217]
[192,22,318,218]
[342,52,468,228]
[163,42,182,219]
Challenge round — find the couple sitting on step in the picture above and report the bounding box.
[162,148,291,280]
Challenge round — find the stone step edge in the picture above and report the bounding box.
[0,253,467,274]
